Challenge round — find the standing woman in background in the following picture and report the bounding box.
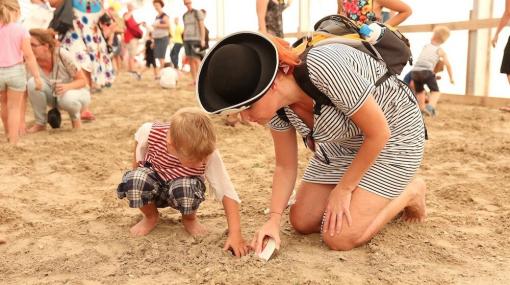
[256,0,293,38]
[337,0,412,26]
[151,0,170,78]
[491,0,510,113]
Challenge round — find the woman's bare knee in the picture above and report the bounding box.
[289,205,320,234]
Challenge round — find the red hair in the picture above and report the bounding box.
[268,35,301,68]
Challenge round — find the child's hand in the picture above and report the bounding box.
[223,231,250,257]
[35,77,43,91]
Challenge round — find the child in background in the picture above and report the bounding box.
[139,32,158,79]
[159,62,178,89]
[410,26,454,117]
[116,107,250,257]
[0,0,42,144]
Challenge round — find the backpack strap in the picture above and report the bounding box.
[293,47,334,115]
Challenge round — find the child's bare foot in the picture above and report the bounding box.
[130,215,159,236]
[401,182,427,223]
[27,124,46,133]
[183,217,208,237]
[0,236,6,244]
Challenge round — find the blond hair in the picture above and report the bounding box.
[0,0,20,25]
[169,107,216,162]
[432,26,450,44]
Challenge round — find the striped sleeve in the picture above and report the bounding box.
[306,45,376,117]
[268,114,292,131]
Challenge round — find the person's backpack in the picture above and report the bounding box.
[279,14,413,119]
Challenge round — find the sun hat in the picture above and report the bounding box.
[196,31,279,115]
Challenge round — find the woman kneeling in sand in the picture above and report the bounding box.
[196,32,427,252]
[27,29,90,132]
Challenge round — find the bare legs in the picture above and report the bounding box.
[188,56,200,85]
[130,203,206,237]
[289,178,427,251]
[0,89,24,144]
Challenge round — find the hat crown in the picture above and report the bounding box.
[209,44,261,103]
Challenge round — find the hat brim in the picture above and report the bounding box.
[197,32,279,114]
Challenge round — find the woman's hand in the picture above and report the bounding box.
[323,187,353,237]
[55,83,70,96]
[250,215,281,254]
[223,230,250,257]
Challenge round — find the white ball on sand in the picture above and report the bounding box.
[160,67,178,89]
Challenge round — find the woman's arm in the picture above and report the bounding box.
[256,0,269,33]
[492,0,510,47]
[55,69,87,95]
[376,0,412,27]
[251,128,298,253]
[337,0,343,15]
[323,95,390,236]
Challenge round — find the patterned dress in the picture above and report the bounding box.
[264,0,289,38]
[60,0,114,87]
[342,0,377,25]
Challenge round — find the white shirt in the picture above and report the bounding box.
[21,2,53,30]
[134,123,241,203]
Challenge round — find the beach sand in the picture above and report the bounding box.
[1,73,509,284]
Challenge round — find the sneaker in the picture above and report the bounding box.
[425,104,436,117]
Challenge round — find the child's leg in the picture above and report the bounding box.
[152,66,158,79]
[19,91,27,136]
[6,89,24,144]
[182,213,207,236]
[0,90,7,136]
[168,176,208,236]
[131,203,159,236]
[428,91,441,108]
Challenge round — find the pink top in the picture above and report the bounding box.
[0,23,29,67]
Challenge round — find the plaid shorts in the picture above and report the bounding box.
[116,167,206,215]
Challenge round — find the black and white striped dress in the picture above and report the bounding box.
[269,44,426,199]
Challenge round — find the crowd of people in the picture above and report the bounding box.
[1,0,510,259]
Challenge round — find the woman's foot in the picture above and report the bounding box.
[183,216,208,237]
[401,182,427,223]
[130,215,159,236]
[27,124,46,133]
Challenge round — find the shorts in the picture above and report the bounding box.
[146,58,157,68]
[153,36,169,59]
[183,40,204,59]
[0,64,27,92]
[411,70,439,93]
[126,40,139,57]
[116,166,206,215]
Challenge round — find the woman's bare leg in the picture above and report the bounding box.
[289,178,427,251]
[428,91,441,108]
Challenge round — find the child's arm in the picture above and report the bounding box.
[132,141,139,169]
[439,49,454,84]
[21,37,42,91]
[205,150,248,257]
[222,196,249,257]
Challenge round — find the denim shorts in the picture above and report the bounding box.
[0,64,27,92]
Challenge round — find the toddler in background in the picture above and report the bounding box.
[0,0,42,144]
[410,25,454,117]
[117,107,250,257]
[138,31,158,80]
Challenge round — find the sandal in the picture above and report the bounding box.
[80,111,96,121]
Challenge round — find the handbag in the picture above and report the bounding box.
[47,49,63,129]
[47,98,62,129]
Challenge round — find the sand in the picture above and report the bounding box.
[1,73,509,285]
